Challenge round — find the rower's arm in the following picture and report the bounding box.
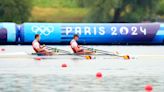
[40,44,46,48]
[74,47,82,52]
[36,48,46,52]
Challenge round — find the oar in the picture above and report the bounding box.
[47,47,72,54]
[47,46,93,60]
[82,46,130,60]
[82,46,117,54]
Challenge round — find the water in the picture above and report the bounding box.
[0,46,164,92]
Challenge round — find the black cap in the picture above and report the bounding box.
[73,34,79,38]
[35,34,40,38]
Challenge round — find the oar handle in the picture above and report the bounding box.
[46,47,60,53]
[48,47,66,53]
[47,47,72,54]
[82,46,125,57]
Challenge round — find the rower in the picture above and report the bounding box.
[70,34,94,55]
[32,34,53,56]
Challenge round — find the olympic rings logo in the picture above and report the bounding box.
[32,25,54,36]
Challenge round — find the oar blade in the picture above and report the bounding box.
[122,55,130,60]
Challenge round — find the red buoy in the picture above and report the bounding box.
[61,64,67,68]
[35,57,42,61]
[1,48,5,51]
[96,72,102,78]
[145,84,153,92]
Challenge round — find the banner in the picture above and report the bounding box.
[20,23,61,43]
[0,23,17,43]
[20,23,164,44]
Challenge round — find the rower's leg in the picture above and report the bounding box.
[46,51,57,56]
[43,49,55,56]
[76,49,95,55]
[39,50,53,56]
[76,51,85,55]
[76,50,94,55]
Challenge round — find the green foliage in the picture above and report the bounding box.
[32,0,77,8]
[122,0,159,22]
[30,7,87,22]
[76,0,95,7]
[157,0,164,15]
[30,0,87,22]
[0,0,32,23]
[0,0,163,23]
[77,0,160,22]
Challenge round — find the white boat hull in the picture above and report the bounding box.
[0,52,124,60]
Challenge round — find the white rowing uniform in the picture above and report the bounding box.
[70,39,78,49]
[70,39,83,53]
[32,39,40,52]
[32,40,52,55]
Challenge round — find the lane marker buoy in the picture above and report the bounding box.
[35,57,42,61]
[61,64,67,68]
[1,48,5,51]
[145,84,153,92]
[96,72,102,78]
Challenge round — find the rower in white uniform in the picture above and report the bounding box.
[70,34,94,55]
[32,34,53,56]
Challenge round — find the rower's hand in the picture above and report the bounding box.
[40,44,46,48]
[79,47,83,50]
[42,46,47,50]
[42,44,46,47]
[79,45,83,47]
[78,45,83,50]
[113,51,119,55]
